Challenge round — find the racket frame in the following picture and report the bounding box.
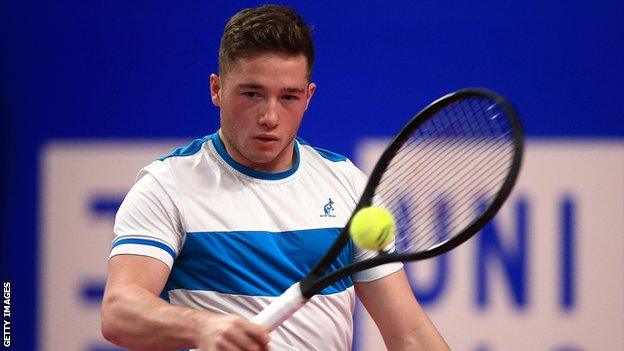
[299,88,524,298]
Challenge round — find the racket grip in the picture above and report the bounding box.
[251,282,308,331]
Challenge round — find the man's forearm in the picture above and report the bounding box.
[101,284,204,350]
[393,323,450,351]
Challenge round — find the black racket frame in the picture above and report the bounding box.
[299,88,524,298]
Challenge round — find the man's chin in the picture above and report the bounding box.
[245,152,293,172]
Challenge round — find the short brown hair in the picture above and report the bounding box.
[218,4,314,79]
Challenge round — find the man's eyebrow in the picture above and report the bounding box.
[235,83,305,94]
[283,87,306,94]
[236,83,264,90]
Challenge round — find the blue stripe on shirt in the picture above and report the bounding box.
[164,228,353,297]
[112,238,177,260]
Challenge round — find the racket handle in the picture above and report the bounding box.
[251,282,308,331]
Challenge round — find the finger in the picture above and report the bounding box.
[215,339,239,351]
[230,334,265,351]
[242,321,270,346]
[224,325,267,351]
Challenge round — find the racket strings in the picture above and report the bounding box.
[371,97,515,254]
[385,146,512,227]
[376,110,512,212]
[383,152,512,253]
[378,130,512,207]
[397,162,512,252]
[397,103,512,249]
[399,139,513,214]
[402,101,510,249]
[379,101,511,190]
[376,148,510,243]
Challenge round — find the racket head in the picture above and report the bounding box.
[303,88,524,296]
[364,87,523,259]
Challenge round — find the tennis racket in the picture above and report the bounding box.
[251,87,524,331]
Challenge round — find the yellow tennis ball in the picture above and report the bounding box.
[350,206,396,250]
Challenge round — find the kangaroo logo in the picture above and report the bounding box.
[320,198,336,217]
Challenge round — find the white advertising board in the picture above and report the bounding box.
[40,139,623,350]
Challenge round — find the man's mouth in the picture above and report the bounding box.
[255,135,279,142]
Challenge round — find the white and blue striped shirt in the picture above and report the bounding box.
[110,132,401,350]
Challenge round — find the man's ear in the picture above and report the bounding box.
[210,74,221,107]
[304,82,316,111]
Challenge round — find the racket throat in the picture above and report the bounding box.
[300,275,321,299]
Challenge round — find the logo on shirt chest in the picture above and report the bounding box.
[320,198,336,218]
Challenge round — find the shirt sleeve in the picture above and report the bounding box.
[110,162,184,269]
[346,159,404,282]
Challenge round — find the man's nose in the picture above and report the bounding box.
[259,99,279,128]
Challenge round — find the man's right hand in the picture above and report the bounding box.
[195,314,269,351]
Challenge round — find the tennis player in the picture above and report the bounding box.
[101,4,449,350]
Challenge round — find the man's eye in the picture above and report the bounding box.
[243,92,259,98]
[283,95,299,101]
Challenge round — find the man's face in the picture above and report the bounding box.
[210,52,316,173]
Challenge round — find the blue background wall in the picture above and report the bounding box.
[1,1,622,349]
